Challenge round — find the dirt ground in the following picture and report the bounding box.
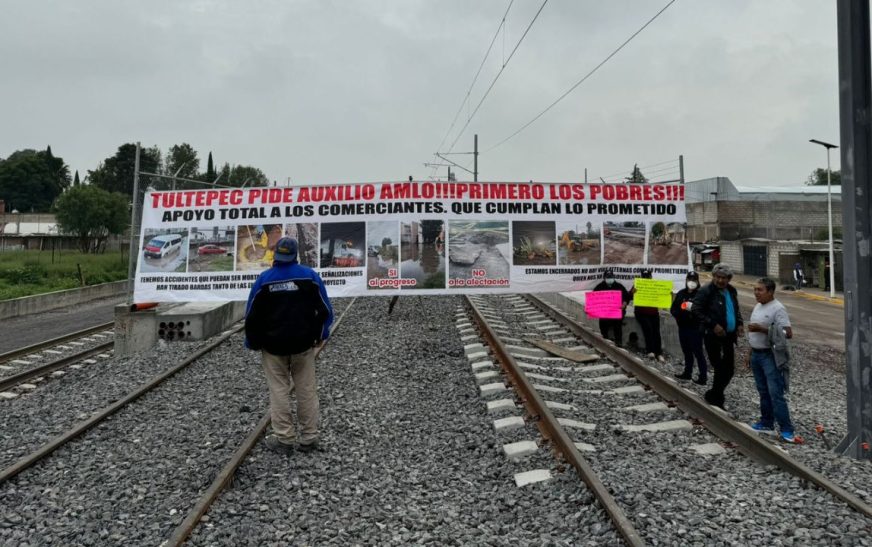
[603,235,644,264]
[648,242,689,265]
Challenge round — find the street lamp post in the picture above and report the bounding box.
[810,138,838,298]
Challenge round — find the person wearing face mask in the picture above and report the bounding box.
[670,271,707,384]
[592,268,632,347]
[691,263,744,410]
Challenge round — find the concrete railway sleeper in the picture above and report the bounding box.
[0,321,114,366]
[0,341,114,394]
[457,294,872,545]
[0,298,353,546]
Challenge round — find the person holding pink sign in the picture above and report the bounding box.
[592,268,631,347]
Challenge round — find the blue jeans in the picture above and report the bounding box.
[750,349,793,433]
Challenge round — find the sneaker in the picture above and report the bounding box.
[297,439,321,453]
[657,355,667,363]
[780,431,800,444]
[264,434,295,455]
[751,422,776,435]
[646,353,656,359]
[674,373,692,381]
[692,376,707,385]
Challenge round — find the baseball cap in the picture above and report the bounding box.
[274,237,299,263]
[686,270,699,280]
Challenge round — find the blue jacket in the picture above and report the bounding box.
[244,262,333,355]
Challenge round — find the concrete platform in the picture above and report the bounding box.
[114,301,245,356]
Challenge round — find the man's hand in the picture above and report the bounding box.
[737,325,745,337]
[713,324,726,337]
[743,351,751,369]
[747,323,767,334]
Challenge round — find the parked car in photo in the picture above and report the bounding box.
[144,234,183,258]
[198,244,229,256]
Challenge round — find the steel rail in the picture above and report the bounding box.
[0,324,244,486]
[465,296,646,547]
[165,298,356,547]
[0,321,114,365]
[0,342,114,392]
[525,293,872,521]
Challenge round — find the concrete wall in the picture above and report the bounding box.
[545,293,684,359]
[0,280,128,320]
[687,200,843,243]
[719,241,743,273]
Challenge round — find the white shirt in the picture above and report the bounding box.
[747,299,791,349]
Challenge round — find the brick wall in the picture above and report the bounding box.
[719,241,743,272]
[687,200,843,242]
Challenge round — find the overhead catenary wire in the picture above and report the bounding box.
[590,158,681,182]
[429,0,515,179]
[486,0,678,153]
[443,0,549,154]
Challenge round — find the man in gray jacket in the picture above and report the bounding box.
[745,277,797,443]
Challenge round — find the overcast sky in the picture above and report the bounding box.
[0,0,842,188]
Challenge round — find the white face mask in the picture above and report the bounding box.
[605,278,615,285]
[687,281,698,290]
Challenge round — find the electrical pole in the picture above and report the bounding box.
[126,142,141,303]
[474,134,478,182]
[835,0,872,461]
[679,155,685,184]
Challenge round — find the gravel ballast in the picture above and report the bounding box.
[2,292,870,546]
[188,296,620,546]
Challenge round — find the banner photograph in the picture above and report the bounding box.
[134,181,690,302]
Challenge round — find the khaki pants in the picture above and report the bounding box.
[261,348,319,444]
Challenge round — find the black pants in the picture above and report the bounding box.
[599,319,623,347]
[635,313,662,355]
[703,333,736,407]
[678,326,707,378]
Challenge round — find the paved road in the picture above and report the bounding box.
[0,296,124,354]
[731,283,845,351]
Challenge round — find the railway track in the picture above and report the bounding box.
[2,295,869,545]
[0,321,114,365]
[0,322,116,397]
[459,293,872,543]
[0,299,355,546]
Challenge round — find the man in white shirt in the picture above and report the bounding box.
[746,277,797,443]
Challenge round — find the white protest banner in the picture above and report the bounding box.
[133,181,690,302]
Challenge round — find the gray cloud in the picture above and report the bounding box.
[0,0,841,187]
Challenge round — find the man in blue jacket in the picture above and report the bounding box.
[245,237,333,454]
[691,263,744,410]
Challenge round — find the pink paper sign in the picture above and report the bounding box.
[584,290,623,319]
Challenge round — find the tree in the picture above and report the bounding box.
[73,170,80,186]
[204,151,216,182]
[624,164,648,184]
[806,168,841,186]
[0,147,71,212]
[88,143,161,197]
[227,164,270,187]
[54,186,129,253]
[166,143,200,188]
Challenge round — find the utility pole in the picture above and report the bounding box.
[835,0,872,461]
[584,168,588,184]
[126,142,141,303]
[679,155,685,184]
[474,134,479,182]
